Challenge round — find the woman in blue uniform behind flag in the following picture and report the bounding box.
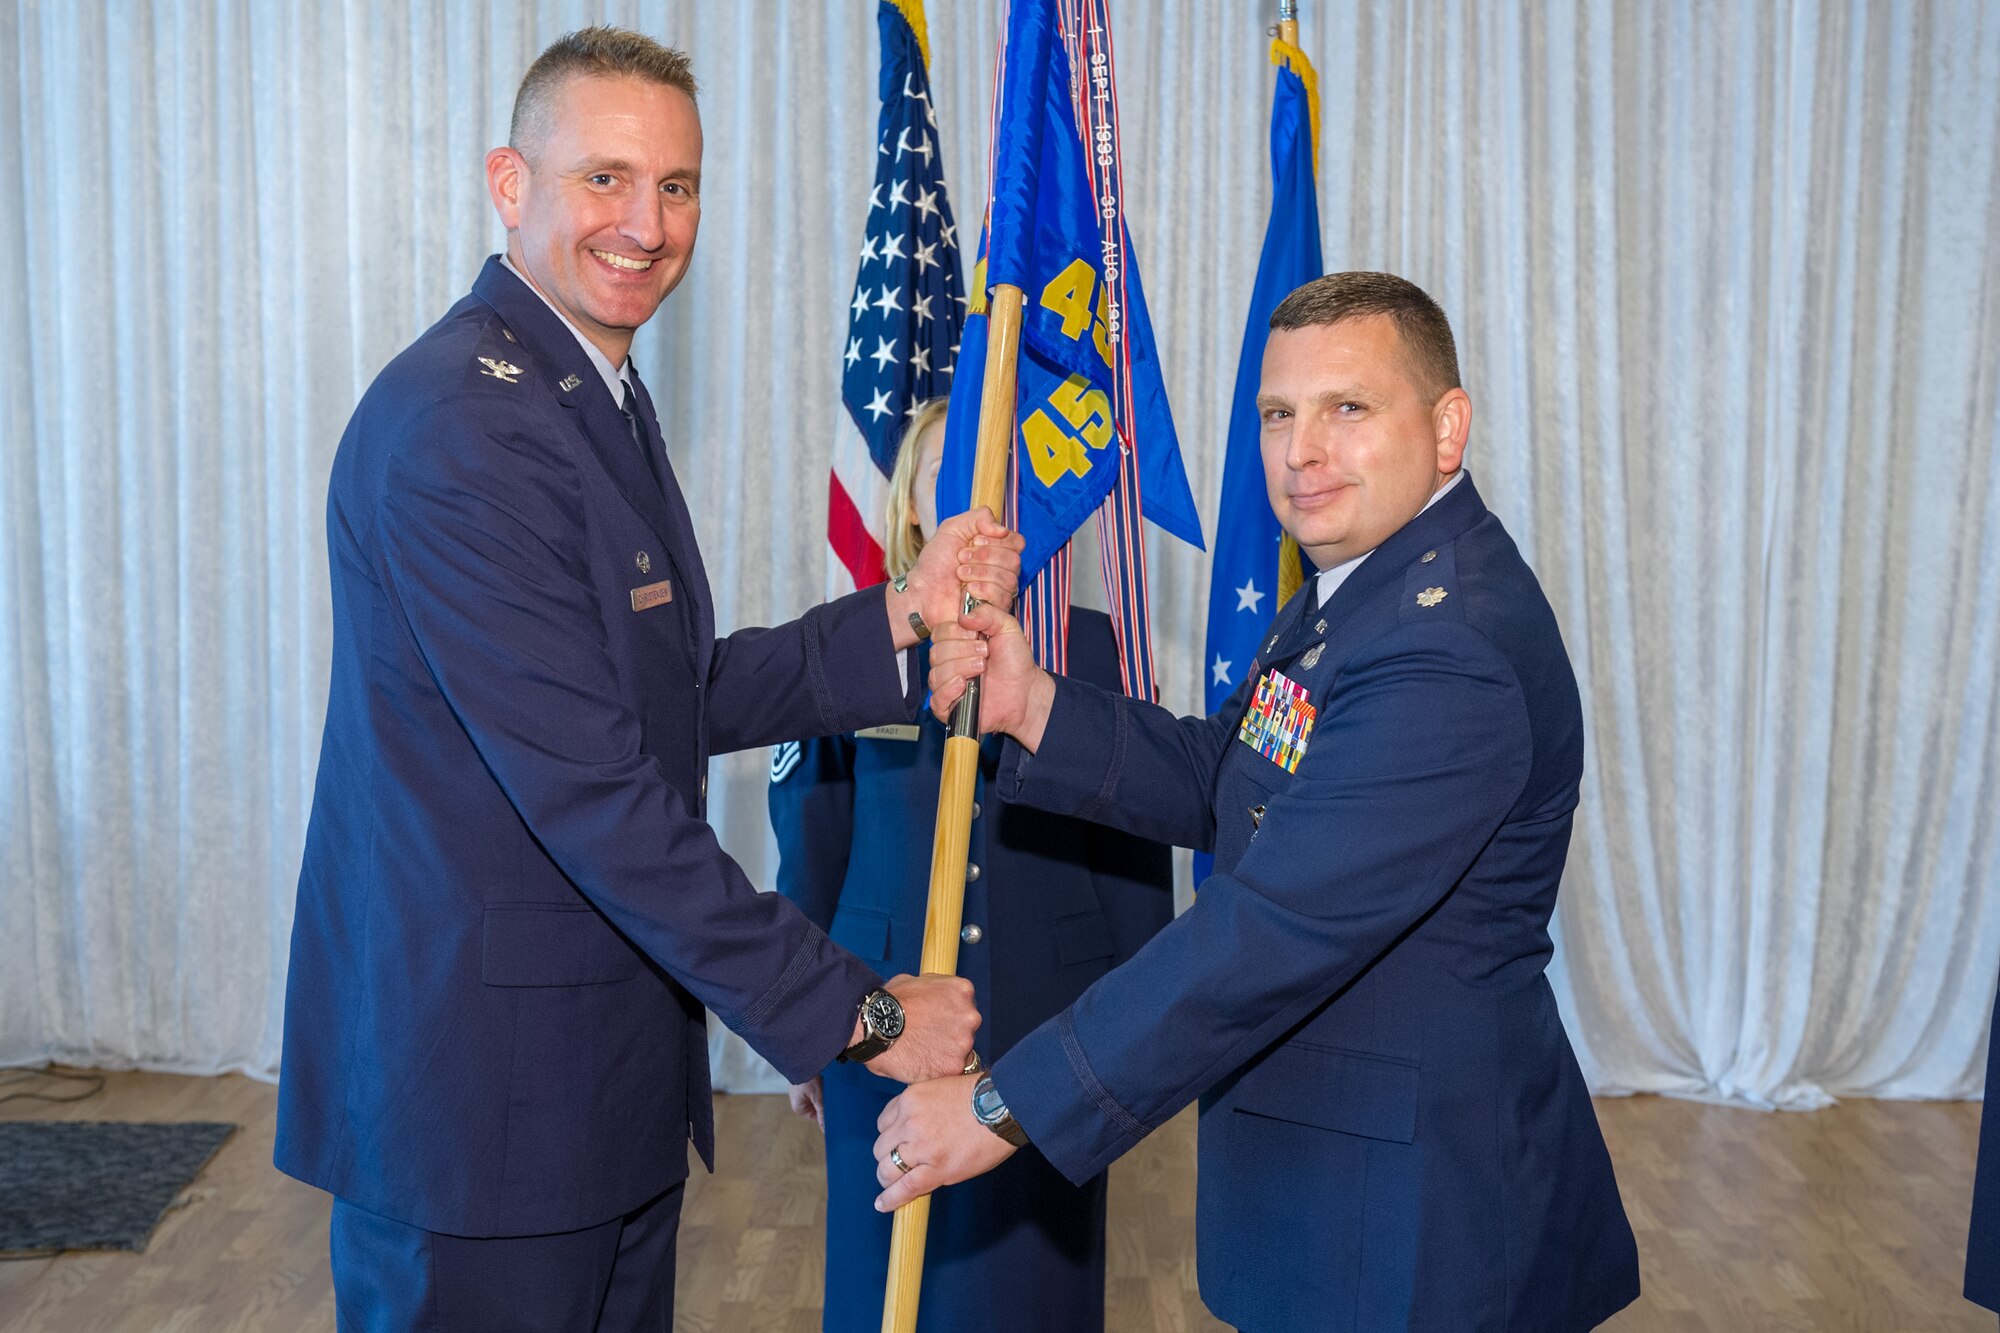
[770,400,1174,1333]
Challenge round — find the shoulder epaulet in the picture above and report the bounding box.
[467,318,532,390]
[1399,541,1464,622]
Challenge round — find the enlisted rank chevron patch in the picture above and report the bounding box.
[769,740,802,785]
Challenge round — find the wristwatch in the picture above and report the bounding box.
[970,1074,1029,1148]
[838,988,906,1064]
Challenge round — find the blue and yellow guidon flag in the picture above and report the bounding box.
[939,0,1203,617]
[1201,38,1323,716]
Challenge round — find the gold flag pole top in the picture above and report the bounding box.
[879,284,1023,1333]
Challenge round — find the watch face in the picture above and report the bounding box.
[865,991,905,1041]
[971,1077,1004,1124]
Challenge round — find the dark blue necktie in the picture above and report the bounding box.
[621,380,667,500]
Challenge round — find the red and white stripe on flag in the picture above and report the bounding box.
[828,420,889,592]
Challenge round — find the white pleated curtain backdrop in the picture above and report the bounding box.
[2,1,1995,1106]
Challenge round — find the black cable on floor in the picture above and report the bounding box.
[0,1065,106,1108]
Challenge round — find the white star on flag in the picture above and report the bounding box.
[1235,579,1265,614]
[829,13,967,593]
[1211,656,1232,687]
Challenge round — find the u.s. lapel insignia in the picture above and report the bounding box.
[478,357,524,383]
[1417,586,1448,608]
[558,373,583,393]
[636,551,651,574]
[1301,643,1325,670]
[1315,618,1328,634]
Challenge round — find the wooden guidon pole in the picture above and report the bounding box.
[879,283,1024,1333]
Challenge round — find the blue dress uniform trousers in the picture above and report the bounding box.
[330,1184,683,1333]
[770,608,1173,1333]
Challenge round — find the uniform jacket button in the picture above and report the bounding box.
[965,863,980,882]
[970,800,982,819]
[960,923,983,944]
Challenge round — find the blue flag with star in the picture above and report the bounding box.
[1201,40,1323,716]
[939,0,1203,592]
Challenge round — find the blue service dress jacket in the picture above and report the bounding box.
[1968,970,2000,1313]
[769,608,1174,1333]
[988,477,1639,1332]
[276,256,912,1239]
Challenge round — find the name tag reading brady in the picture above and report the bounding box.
[630,579,673,613]
[1237,668,1316,774]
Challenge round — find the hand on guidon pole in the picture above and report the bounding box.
[871,1074,1017,1213]
[927,600,1056,750]
[861,974,981,1084]
[893,507,1025,649]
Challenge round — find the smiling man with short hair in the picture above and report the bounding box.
[276,27,1017,1333]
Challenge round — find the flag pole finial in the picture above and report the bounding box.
[1277,1,1299,46]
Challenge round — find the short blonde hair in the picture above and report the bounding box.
[883,398,952,579]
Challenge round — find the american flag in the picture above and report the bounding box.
[827,0,966,591]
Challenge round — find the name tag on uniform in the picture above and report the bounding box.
[630,579,673,612]
[857,724,922,742]
[1237,668,1316,774]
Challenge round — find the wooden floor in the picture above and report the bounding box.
[0,1070,1986,1331]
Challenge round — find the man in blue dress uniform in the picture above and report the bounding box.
[275,28,1018,1332]
[876,272,1641,1331]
